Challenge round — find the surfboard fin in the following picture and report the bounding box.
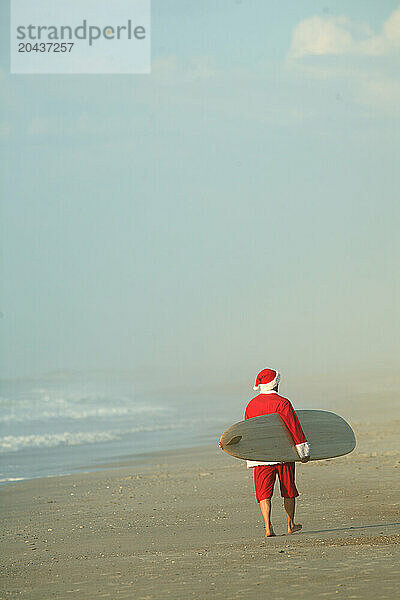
[226,435,242,446]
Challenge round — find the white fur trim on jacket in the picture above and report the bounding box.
[253,372,281,391]
[247,460,279,468]
[295,441,311,459]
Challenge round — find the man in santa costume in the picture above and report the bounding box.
[245,368,310,537]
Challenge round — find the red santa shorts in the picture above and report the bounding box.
[253,463,299,501]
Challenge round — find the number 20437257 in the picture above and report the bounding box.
[18,43,74,52]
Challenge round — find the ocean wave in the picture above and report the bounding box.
[0,422,191,453]
[0,404,160,423]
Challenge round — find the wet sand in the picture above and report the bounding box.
[1,411,399,599]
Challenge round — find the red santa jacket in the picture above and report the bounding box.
[244,390,310,466]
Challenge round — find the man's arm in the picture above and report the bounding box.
[279,399,311,462]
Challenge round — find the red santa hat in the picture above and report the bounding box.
[253,368,280,391]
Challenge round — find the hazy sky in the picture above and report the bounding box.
[1,1,399,383]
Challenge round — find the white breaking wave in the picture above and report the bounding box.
[0,404,159,423]
[0,422,191,453]
[0,385,162,423]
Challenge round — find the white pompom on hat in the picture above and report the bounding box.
[253,368,280,391]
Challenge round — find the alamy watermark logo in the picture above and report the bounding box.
[10,0,151,74]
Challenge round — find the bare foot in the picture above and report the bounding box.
[265,527,276,537]
[288,523,302,534]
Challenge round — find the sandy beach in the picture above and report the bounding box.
[1,402,399,600]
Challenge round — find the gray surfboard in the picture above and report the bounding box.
[219,410,356,462]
